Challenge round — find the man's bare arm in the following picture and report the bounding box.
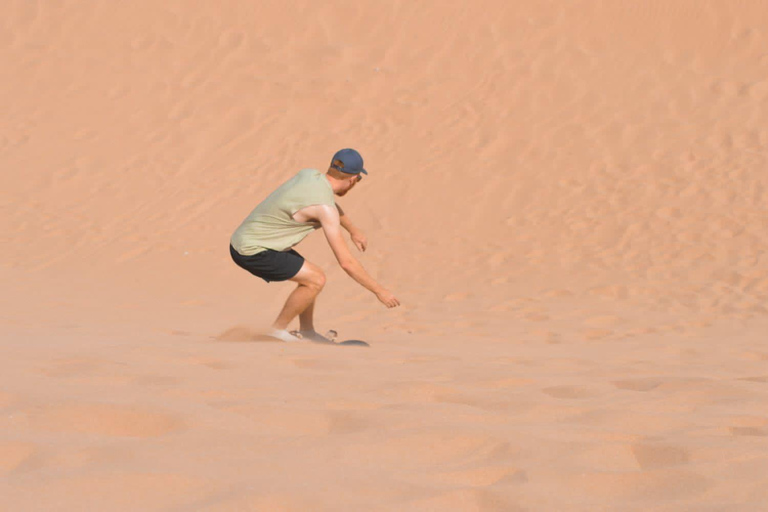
[293,204,399,307]
[336,204,357,234]
[336,203,367,252]
[318,206,378,291]
[314,205,399,307]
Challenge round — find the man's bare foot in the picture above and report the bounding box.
[267,328,303,342]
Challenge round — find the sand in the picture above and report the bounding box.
[2,0,768,509]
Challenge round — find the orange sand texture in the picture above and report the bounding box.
[2,0,768,510]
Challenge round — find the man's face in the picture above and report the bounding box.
[336,174,362,196]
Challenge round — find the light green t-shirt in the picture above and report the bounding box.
[230,168,336,256]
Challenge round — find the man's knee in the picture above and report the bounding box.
[307,269,326,292]
[295,262,326,291]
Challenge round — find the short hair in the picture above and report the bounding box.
[327,167,357,180]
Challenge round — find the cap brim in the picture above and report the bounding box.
[339,168,368,175]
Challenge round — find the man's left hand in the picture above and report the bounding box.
[350,230,368,252]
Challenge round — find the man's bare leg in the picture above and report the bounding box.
[270,261,325,331]
[295,299,334,343]
[299,299,315,332]
[271,284,319,330]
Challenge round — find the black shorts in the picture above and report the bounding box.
[230,244,305,283]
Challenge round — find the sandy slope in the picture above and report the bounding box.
[2,0,768,509]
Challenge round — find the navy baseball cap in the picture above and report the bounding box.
[330,148,368,175]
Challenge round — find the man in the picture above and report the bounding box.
[229,148,401,343]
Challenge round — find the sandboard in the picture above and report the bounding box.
[289,330,370,347]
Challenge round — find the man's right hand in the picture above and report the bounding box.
[376,289,401,308]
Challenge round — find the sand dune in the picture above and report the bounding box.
[2,0,768,509]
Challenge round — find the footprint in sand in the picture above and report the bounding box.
[729,426,768,437]
[326,411,370,435]
[631,443,690,470]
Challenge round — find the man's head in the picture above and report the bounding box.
[325,148,367,197]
